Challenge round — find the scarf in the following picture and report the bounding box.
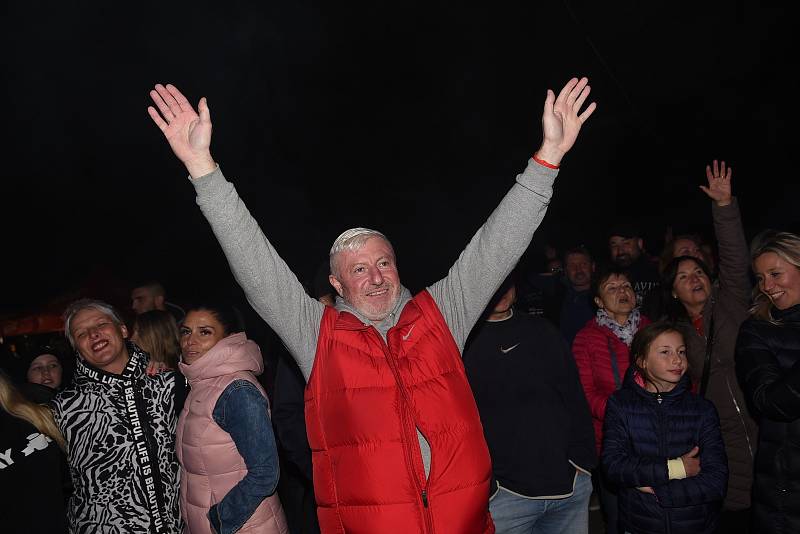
[596,307,641,347]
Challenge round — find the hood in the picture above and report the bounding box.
[179,332,263,384]
[72,341,147,387]
[334,285,413,332]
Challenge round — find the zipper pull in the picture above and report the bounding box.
[422,489,429,508]
[657,393,663,405]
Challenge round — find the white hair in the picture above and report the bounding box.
[329,227,394,277]
[64,299,125,348]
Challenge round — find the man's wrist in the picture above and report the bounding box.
[186,155,217,179]
[534,143,566,167]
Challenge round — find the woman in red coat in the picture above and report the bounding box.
[572,267,651,533]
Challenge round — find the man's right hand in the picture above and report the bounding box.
[148,83,217,179]
[680,445,701,477]
[535,77,596,167]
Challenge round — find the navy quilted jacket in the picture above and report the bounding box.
[602,368,728,534]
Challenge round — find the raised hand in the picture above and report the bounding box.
[536,77,597,166]
[148,83,216,179]
[700,160,733,207]
[680,445,701,477]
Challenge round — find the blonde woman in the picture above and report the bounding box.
[736,229,800,533]
[0,371,69,533]
[132,309,182,369]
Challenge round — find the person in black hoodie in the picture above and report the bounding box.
[603,321,728,534]
[736,229,800,533]
[463,275,596,533]
[0,371,70,534]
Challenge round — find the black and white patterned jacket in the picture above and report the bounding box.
[53,343,182,533]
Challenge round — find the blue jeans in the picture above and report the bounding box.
[489,471,592,534]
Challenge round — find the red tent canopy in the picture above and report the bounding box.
[1,312,64,337]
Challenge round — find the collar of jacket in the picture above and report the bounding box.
[73,342,146,386]
[623,365,692,403]
[771,303,800,322]
[179,332,263,384]
[333,285,413,331]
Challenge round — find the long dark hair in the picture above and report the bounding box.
[660,255,713,321]
[184,303,245,337]
[629,321,685,393]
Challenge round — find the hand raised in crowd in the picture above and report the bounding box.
[148,84,216,179]
[536,77,597,167]
[681,445,702,477]
[700,160,733,207]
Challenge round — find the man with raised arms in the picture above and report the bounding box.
[148,77,596,533]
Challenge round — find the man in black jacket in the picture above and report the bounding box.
[463,277,596,532]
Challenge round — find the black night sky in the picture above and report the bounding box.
[2,1,795,320]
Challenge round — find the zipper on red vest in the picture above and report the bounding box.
[421,488,435,533]
[370,326,435,533]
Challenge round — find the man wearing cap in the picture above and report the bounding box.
[148,77,596,533]
[607,221,661,314]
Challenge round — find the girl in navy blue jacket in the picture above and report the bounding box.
[602,321,728,534]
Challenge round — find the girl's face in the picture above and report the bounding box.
[27,353,62,389]
[179,310,227,365]
[639,331,687,393]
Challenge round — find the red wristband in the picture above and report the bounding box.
[532,153,559,169]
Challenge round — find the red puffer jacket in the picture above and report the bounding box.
[572,315,651,454]
[305,290,494,534]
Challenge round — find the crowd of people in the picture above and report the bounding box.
[1,75,799,534]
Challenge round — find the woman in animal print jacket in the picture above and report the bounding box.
[52,299,183,534]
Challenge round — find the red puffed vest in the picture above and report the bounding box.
[305,290,494,534]
[177,333,288,534]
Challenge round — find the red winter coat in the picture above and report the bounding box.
[572,315,651,454]
[304,290,494,534]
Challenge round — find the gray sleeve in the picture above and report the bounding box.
[192,167,323,379]
[428,159,558,350]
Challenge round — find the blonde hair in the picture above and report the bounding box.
[0,373,66,451]
[64,298,125,348]
[749,230,800,323]
[132,310,181,368]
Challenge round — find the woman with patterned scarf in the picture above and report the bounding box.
[572,267,651,533]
